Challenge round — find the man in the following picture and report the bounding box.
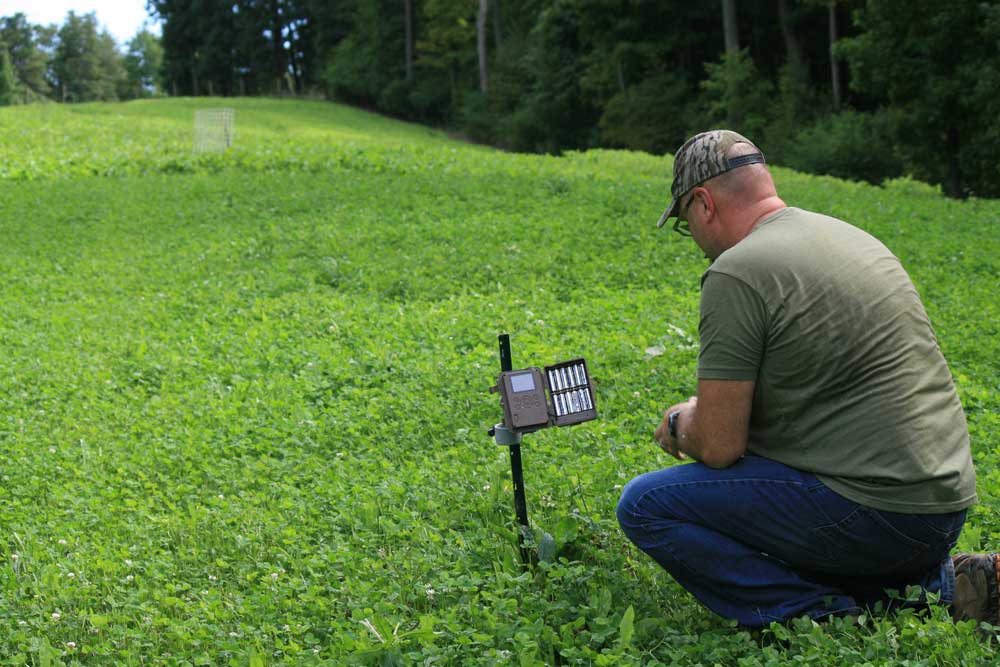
[616,129,994,628]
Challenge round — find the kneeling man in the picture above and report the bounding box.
[617,130,993,628]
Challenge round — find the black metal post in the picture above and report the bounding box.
[499,334,531,564]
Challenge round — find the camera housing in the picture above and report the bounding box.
[493,358,597,433]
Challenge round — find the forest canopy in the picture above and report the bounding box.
[3,0,999,199]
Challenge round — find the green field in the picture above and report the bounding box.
[1,98,998,665]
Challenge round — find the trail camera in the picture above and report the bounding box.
[492,358,597,434]
[488,336,598,565]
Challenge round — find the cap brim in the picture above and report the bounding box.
[656,197,680,228]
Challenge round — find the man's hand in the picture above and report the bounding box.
[654,396,697,460]
[652,380,754,468]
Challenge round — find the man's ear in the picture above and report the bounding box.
[694,187,714,219]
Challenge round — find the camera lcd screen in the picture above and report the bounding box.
[509,373,536,393]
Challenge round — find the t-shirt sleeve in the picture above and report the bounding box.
[698,271,768,381]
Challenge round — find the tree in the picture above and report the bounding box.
[722,0,739,53]
[699,48,774,142]
[0,13,53,101]
[518,0,600,152]
[838,0,1000,197]
[827,1,841,109]
[720,0,740,125]
[0,40,16,105]
[123,28,164,98]
[777,0,804,72]
[50,11,124,102]
[150,0,240,96]
[404,0,414,80]
[414,0,476,111]
[476,0,488,92]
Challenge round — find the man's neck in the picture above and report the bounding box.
[748,196,787,230]
[712,197,788,261]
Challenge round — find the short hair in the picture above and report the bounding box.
[709,143,774,201]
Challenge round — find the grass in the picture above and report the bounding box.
[0,98,998,665]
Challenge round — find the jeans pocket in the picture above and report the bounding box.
[809,504,930,575]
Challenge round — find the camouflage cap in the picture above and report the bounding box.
[656,130,766,228]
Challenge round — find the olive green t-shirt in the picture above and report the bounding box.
[698,207,977,513]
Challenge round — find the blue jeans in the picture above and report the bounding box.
[616,455,966,628]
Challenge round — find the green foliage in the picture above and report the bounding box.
[698,48,774,144]
[0,13,53,103]
[326,0,406,107]
[783,109,904,185]
[515,0,600,153]
[598,72,691,155]
[837,0,1000,197]
[761,59,824,165]
[0,39,15,105]
[0,97,998,663]
[50,11,125,103]
[122,29,165,99]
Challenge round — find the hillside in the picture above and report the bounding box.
[0,98,998,664]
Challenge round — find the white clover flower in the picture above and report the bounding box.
[229,631,239,638]
[282,624,290,632]
[10,553,18,562]
[66,572,75,578]
[51,612,61,621]
[65,642,76,649]
[270,572,280,580]
[57,539,68,546]
[125,559,133,567]
[126,575,134,582]
[208,575,217,581]
[17,620,26,627]
[49,447,56,454]
[217,494,225,500]
[425,587,436,598]
[482,484,491,491]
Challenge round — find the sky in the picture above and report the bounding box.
[2,0,161,46]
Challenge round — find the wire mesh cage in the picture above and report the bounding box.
[193,108,235,153]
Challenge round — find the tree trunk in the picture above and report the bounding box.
[477,0,489,93]
[946,125,963,198]
[449,63,456,108]
[721,0,738,126]
[722,0,739,53]
[828,1,842,109]
[777,0,804,70]
[491,0,503,50]
[404,0,413,81]
[289,35,302,93]
[272,0,286,94]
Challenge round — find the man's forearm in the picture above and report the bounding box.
[654,380,752,468]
